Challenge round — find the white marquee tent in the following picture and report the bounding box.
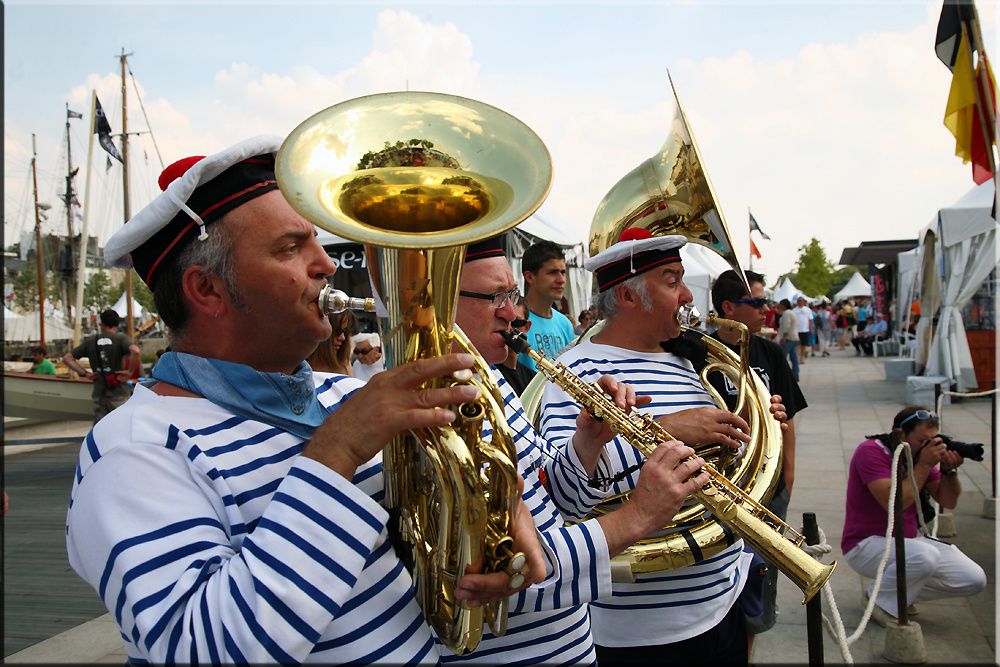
[4,306,75,342]
[917,181,996,391]
[833,272,872,302]
[771,277,801,305]
[111,292,147,323]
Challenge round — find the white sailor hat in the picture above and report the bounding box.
[584,228,687,292]
[103,134,284,289]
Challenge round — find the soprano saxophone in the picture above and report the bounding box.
[501,330,836,603]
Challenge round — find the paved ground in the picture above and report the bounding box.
[2,347,996,664]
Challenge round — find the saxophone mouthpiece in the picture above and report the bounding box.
[499,330,530,354]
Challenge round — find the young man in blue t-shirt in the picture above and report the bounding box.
[518,240,575,371]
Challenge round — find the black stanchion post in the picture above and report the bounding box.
[894,455,909,625]
[992,392,996,499]
[803,512,824,666]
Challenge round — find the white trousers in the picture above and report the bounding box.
[844,535,986,617]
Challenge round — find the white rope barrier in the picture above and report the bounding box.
[937,387,998,420]
[806,441,926,664]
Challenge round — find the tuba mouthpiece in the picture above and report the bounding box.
[319,284,377,315]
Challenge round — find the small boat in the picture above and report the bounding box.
[3,371,93,423]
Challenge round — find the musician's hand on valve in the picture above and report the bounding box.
[302,353,479,480]
[768,394,789,432]
[656,407,750,452]
[598,440,710,557]
[571,376,652,475]
[454,479,547,607]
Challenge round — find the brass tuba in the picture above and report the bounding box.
[276,92,552,653]
[519,76,835,602]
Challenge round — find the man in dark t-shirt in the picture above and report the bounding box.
[63,308,141,422]
[497,302,538,396]
[709,270,808,656]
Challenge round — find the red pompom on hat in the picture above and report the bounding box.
[103,135,284,289]
[584,228,687,292]
[157,155,205,191]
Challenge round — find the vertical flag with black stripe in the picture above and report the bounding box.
[94,95,123,163]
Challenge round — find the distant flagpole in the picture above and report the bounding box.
[73,90,98,347]
[748,207,753,270]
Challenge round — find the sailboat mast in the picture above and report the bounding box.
[64,103,77,326]
[120,49,135,340]
[31,134,46,348]
[72,92,98,347]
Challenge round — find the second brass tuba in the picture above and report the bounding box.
[276,92,552,653]
[520,76,834,602]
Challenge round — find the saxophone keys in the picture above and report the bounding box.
[506,553,527,588]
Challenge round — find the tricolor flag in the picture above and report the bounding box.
[94,95,123,164]
[936,0,997,185]
[749,211,771,240]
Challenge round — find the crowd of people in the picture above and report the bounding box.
[58,136,984,665]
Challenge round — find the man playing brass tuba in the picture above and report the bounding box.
[65,137,548,664]
[539,229,788,665]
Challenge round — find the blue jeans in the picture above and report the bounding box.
[781,339,799,380]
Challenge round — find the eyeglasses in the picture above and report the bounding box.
[733,297,768,308]
[459,288,523,309]
[511,318,530,329]
[898,410,938,428]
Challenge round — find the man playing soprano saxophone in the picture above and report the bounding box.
[433,235,713,664]
[539,229,787,665]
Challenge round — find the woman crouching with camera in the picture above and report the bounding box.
[841,406,986,625]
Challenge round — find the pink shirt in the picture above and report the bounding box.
[841,438,941,554]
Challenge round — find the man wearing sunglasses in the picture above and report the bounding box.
[710,269,808,653]
[842,406,986,626]
[495,300,537,396]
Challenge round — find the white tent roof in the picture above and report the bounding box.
[111,292,145,321]
[930,181,996,248]
[834,271,872,301]
[771,277,800,304]
[3,309,75,342]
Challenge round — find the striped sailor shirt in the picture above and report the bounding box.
[66,374,437,664]
[538,341,751,647]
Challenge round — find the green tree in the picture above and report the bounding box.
[10,268,62,311]
[83,270,115,313]
[787,238,836,298]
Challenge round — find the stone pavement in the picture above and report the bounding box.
[3,348,996,664]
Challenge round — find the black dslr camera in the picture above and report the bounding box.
[938,434,985,461]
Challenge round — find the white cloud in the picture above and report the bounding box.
[6,3,992,291]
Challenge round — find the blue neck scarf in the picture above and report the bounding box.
[151,351,328,441]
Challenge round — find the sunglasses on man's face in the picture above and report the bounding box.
[511,318,530,329]
[733,297,768,309]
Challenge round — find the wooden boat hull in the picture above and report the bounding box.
[3,372,94,423]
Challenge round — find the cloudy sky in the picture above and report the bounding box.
[5,1,996,283]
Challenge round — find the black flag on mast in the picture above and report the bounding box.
[67,108,83,120]
[94,95,123,163]
[749,211,771,240]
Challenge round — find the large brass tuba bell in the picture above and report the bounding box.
[276,92,552,653]
[520,76,834,602]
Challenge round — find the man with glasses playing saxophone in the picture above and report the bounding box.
[443,235,714,665]
[538,229,788,665]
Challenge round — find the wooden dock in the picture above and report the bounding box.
[3,443,107,656]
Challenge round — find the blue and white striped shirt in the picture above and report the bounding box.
[539,341,751,647]
[66,375,437,664]
[435,368,611,665]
